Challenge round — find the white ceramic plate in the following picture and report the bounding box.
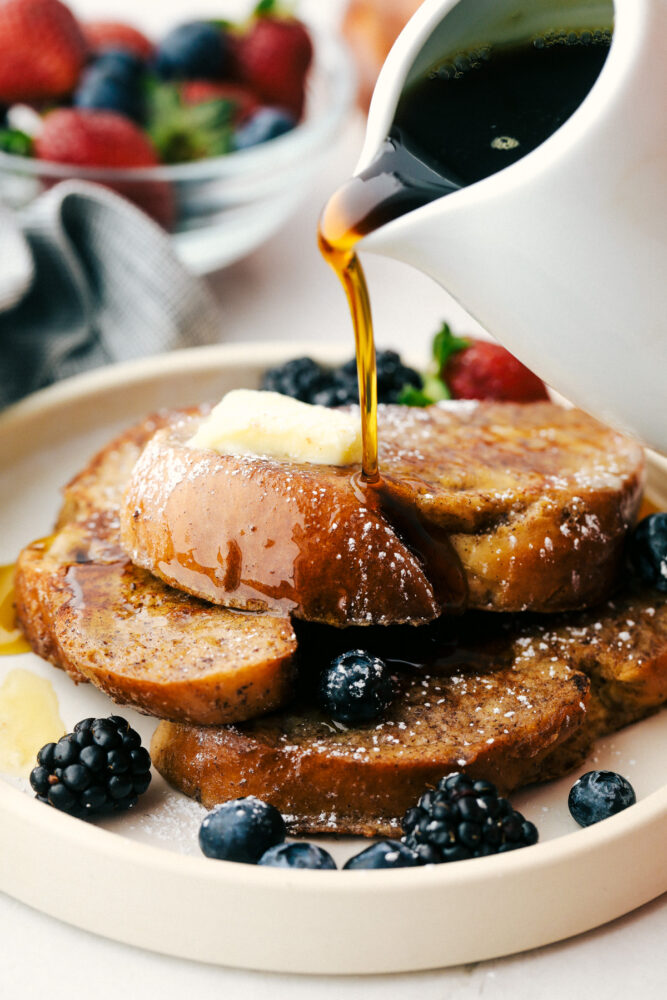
[0,343,666,975]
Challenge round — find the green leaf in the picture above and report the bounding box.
[0,129,33,157]
[146,82,235,164]
[432,322,469,370]
[422,373,451,402]
[254,0,279,15]
[253,0,296,17]
[397,384,433,407]
[397,374,450,407]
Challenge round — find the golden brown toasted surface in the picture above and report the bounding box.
[120,413,446,627]
[121,401,644,624]
[151,584,667,837]
[15,414,297,725]
[151,659,588,837]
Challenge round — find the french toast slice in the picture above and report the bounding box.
[121,401,644,625]
[15,414,297,725]
[150,584,667,836]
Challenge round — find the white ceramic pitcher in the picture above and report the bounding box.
[354,0,667,453]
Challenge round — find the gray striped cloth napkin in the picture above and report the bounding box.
[0,180,221,409]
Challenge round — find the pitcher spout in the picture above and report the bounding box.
[343,0,667,453]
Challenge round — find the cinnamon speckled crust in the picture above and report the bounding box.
[121,401,644,624]
[14,413,297,725]
[151,584,667,837]
[152,659,589,836]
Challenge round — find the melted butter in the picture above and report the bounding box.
[0,563,30,655]
[0,668,65,776]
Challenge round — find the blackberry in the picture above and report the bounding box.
[30,716,151,819]
[310,372,359,408]
[261,357,327,402]
[568,770,636,827]
[319,649,395,724]
[260,351,423,407]
[628,514,667,592]
[199,796,285,863]
[401,773,538,863]
[375,350,423,403]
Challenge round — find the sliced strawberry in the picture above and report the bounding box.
[35,109,174,229]
[0,0,87,103]
[444,340,549,403]
[180,81,260,123]
[237,15,313,120]
[83,20,154,62]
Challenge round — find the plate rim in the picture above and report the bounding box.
[1,343,665,974]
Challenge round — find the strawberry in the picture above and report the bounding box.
[83,20,154,62]
[180,81,260,123]
[35,109,174,229]
[436,326,549,403]
[0,0,87,103]
[36,108,158,168]
[237,13,313,119]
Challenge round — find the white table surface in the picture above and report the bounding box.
[1,2,665,997]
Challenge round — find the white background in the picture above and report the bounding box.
[1,2,665,997]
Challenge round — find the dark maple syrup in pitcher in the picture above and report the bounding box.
[318,28,612,483]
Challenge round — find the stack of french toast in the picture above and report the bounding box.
[15,397,667,836]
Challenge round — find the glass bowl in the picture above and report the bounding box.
[0,31,355,273]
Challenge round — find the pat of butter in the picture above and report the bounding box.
[188,389,362,466]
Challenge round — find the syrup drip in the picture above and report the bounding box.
[0,563,30,656]
[318,139,450,482]
[351,472,468,613]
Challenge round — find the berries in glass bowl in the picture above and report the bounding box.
[0,0,353,259]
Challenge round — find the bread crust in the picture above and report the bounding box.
[121,402,644,624]
[15,413,297,725]
[151,584,667,836]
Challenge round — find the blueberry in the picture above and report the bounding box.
[156,22,227,80]
[568,770,636,827]
[93,50,145,78]
[74,57,144,121]
[320,650,395,725]
[258,842,337,869]
[199,797,285,863]
[343,840,423,870]
[233,108,296,150]
[628,514,667,592]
